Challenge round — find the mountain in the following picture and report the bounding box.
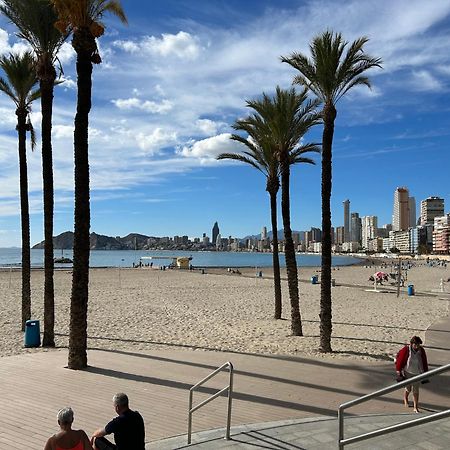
[32,231,146,250]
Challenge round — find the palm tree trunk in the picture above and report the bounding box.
[319,103,336,353]
[40,78,55,347]
[69,43,92,370]
[269,189,282,319]
[17,111,31,331]
[280,156,302,336]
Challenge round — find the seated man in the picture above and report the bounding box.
[91,393,145,450]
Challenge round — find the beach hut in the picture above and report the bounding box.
[176,257,191,269]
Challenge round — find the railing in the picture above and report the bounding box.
[338,363,450,449]
[188,361,234,445]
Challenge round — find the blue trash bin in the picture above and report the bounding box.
[24,320,41,347]
[311,275,318,285]
[407,285,415,296]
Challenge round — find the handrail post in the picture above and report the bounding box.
[188,389,193,444]
[225,362,234,440]
[338,406,344,450]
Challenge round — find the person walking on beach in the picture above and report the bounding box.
[395,336,429,413]
[44,407,93,450]
[91,393,145,450]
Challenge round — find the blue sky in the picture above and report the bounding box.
[1,0,450,247]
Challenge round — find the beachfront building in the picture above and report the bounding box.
[433,214,450,254]
[342,241,360,252]
[390,230,410,253]
[409,227,419,254]
[409,197,416,227]
[368,237,383,252]
[343,199,350,242]
[420,197,445,225]
[350,212,362,244]
[336,226,345,245]
[392,187,411,231]
[212,222,220,245]
[362,216,378,249]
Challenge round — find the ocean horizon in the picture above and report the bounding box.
[0,248,363,269]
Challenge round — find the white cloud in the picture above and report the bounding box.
[180,133,236,160]
[0,28,29,55]
[112,97,173,114]
[53,125,73,139]
[410,70,443,92]
[136,128,178,153]
[195,119,220,136]
[115,31,201,60]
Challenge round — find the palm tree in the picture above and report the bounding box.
[51,0,127,369]
[218,119,283,319]
[1,0,67,347]
[0,51,40,331]
[225,87,320,335]
[281,31,382,351]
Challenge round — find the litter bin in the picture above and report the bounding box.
[311,275,318,285]
[24,320,41,348]
[331,278,336,287]
[407,285,415,296]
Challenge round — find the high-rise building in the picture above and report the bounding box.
[392,187,410,231]
[343,199,350,242]
[212,221,219,245]
[409,197,416,228]
[261,226,267,240]
[350,212,362,243]
[420,197,444,225]
[336,226,345,245]
[362,216,378,249]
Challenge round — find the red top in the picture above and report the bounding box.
[395,344,428,373]
[56,441,83,450]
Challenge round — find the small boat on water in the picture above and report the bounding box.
[54,249,73,264]
[54,257,73,264]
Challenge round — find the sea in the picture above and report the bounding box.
[0,248,363,269]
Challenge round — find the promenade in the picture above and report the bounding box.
[0,307,448,449]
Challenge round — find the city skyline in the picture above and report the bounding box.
[1,0,450,247]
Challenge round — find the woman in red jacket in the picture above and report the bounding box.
[395,336,429,413]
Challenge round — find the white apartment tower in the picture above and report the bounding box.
[392,187,410,231]
[343,199,350,242]
[420,197,444,225]
[361,216,378,249]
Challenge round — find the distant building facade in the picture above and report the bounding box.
[343,199,350,242]
[420,197,444,225]
[392,187,411,231]
[212,221,220,245]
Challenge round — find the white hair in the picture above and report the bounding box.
[57,407,74,425]
[113,393,129,408]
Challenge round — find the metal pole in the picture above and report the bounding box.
[8,265,12,289]
[188,390,193,444]
[225,363,234,440]
[338,407,344,450]
[396,257,401,297]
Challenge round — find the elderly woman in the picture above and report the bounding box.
[44,407,93,450]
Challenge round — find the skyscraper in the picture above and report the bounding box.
[212,221,219,245]
[343,199,350,242]
[392,187,410,231]
[361,215,378,249]
[350,212,362,243]
[420,197,444,225]
[261,226,267,240]
[409,197,416,228]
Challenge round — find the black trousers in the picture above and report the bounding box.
[94,436,117,450]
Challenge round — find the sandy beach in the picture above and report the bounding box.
[0,262,448,361]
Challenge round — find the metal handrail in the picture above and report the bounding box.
[338,363,450,449]
[188,361,234,444]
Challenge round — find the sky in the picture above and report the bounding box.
[0,0,450,247]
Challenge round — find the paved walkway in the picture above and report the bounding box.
[0,305,448,449]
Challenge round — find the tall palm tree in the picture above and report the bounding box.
[226,87,320,335]
[1,0,67,347]
[0,51,40,331]
[281,31,382,351]
[218,119,283,319]
[51,0,127,369]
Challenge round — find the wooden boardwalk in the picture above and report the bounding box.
[1,343,448,449]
